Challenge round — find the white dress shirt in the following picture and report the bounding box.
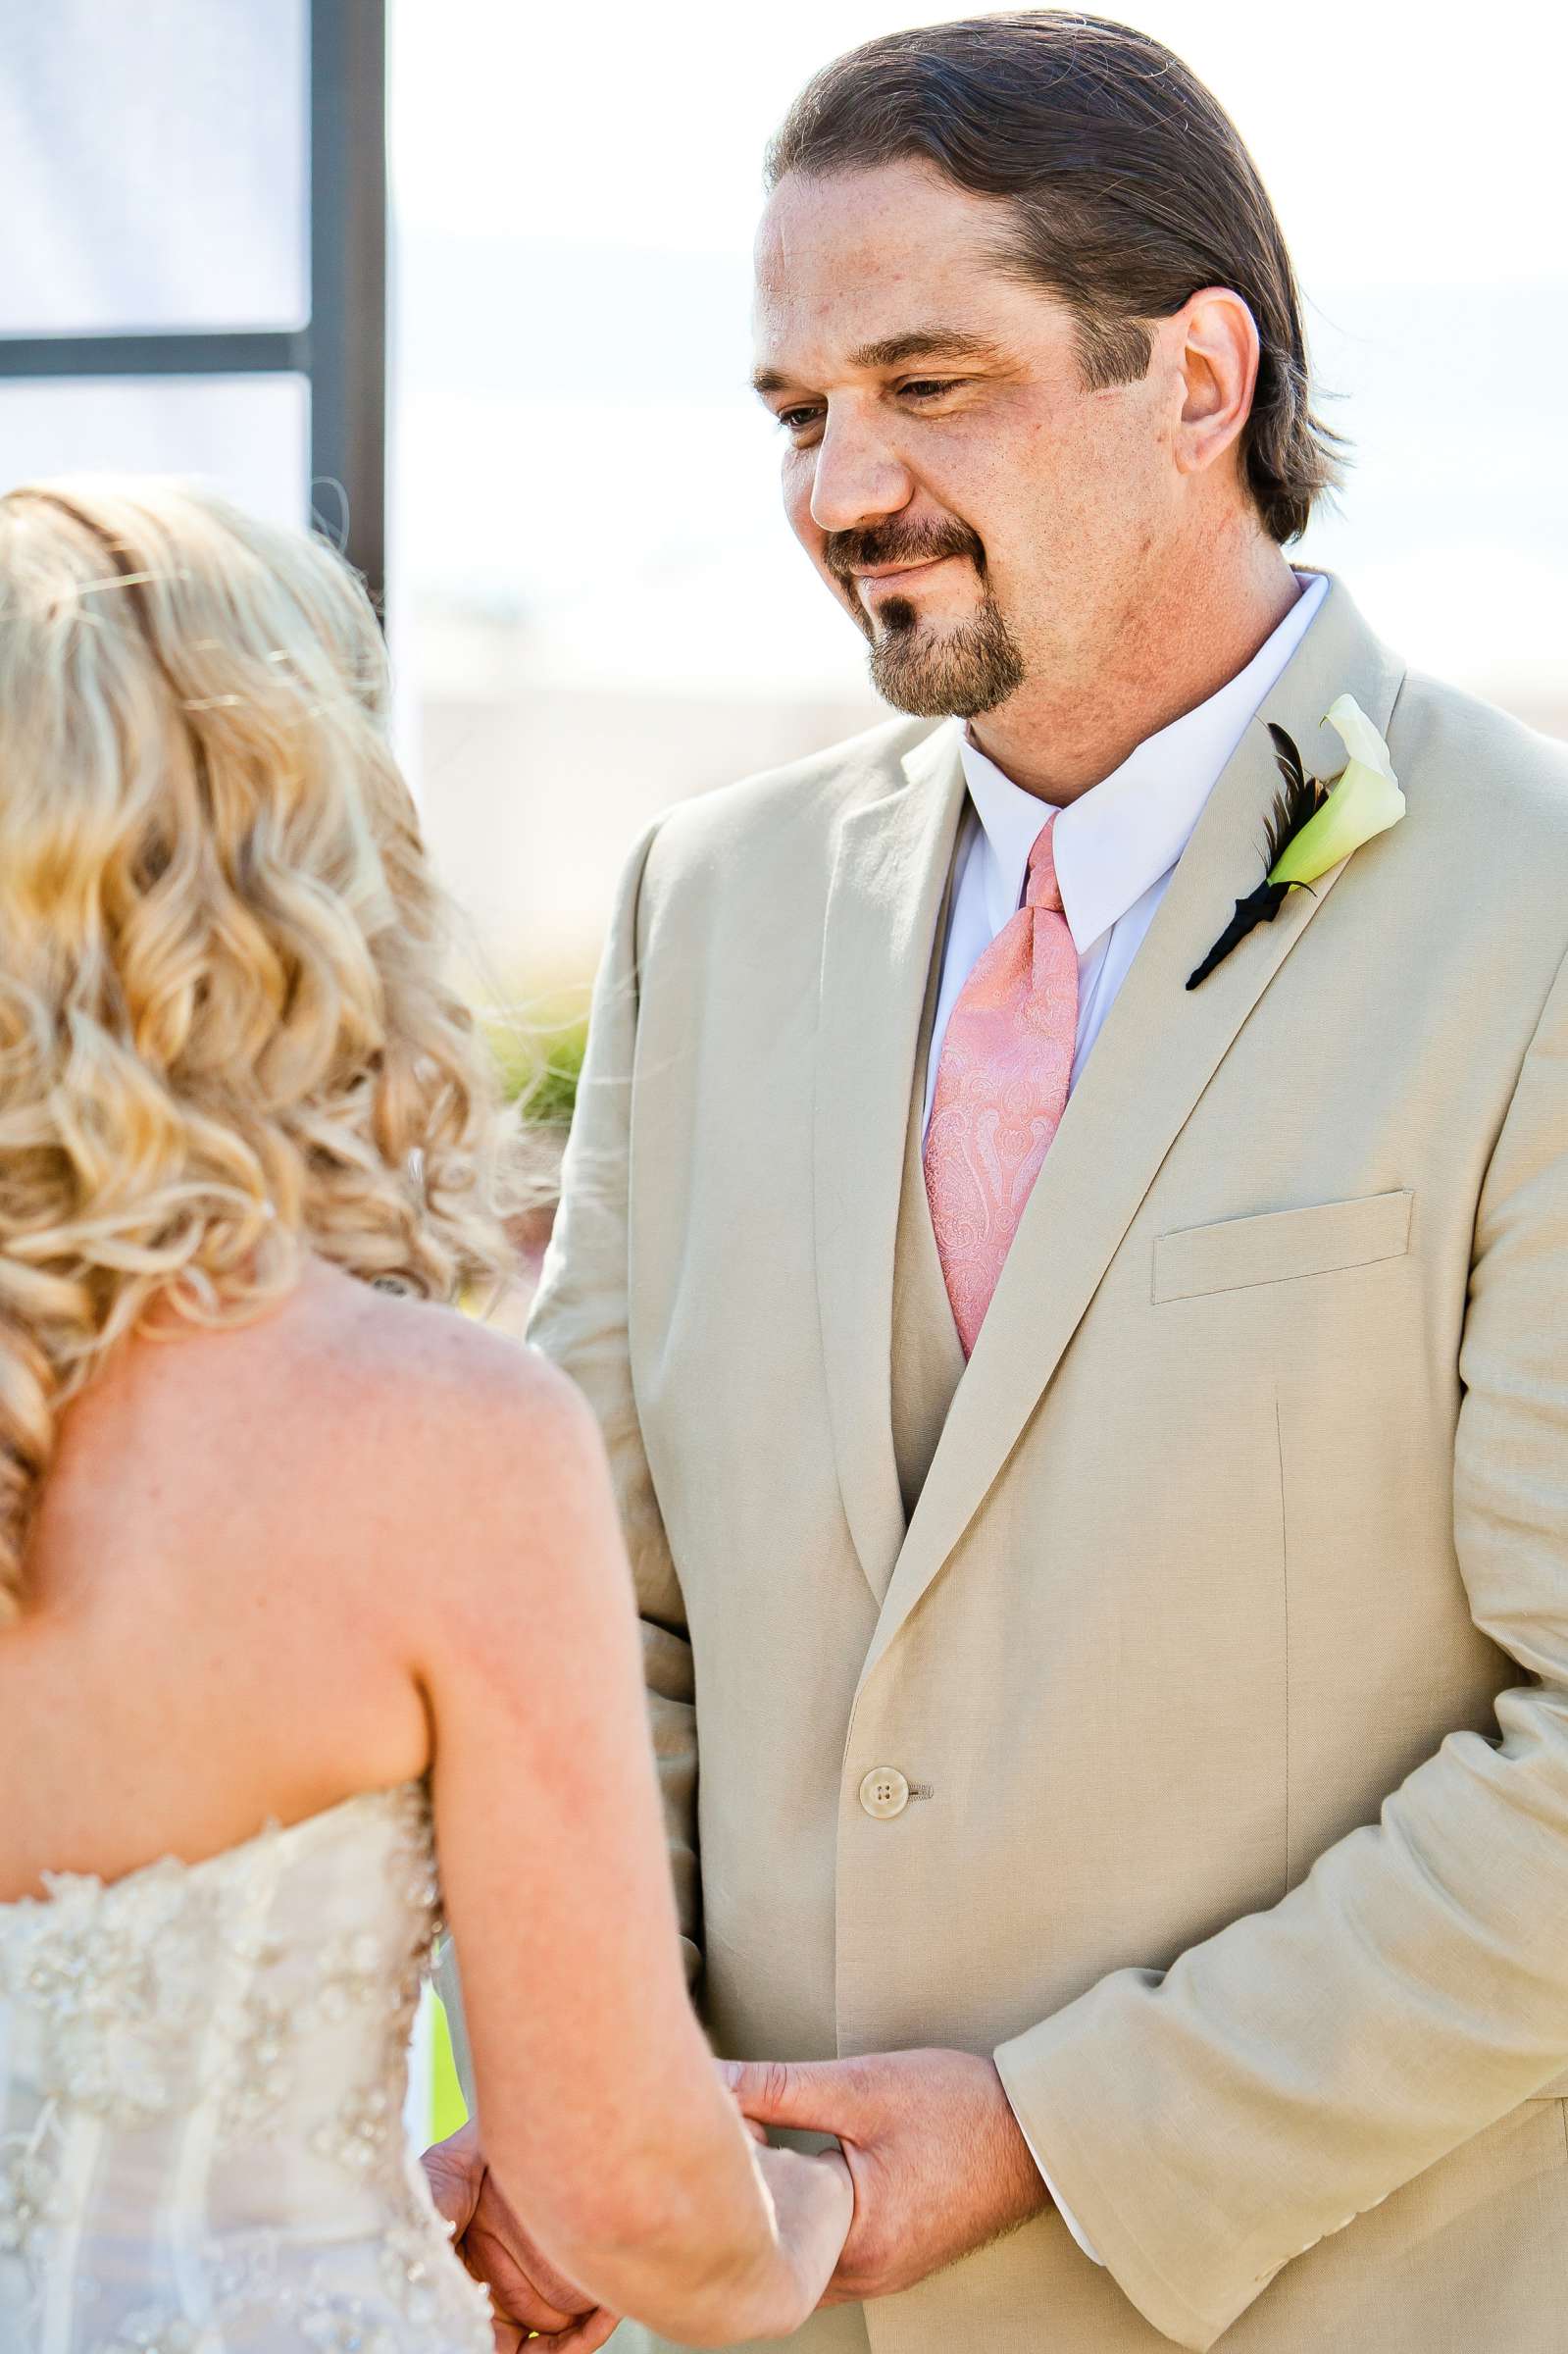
[920,569,1328,2261]
[923,570,1328,1136]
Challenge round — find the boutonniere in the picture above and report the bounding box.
[1187,693,1405,990]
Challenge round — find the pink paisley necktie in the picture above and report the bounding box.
[924,810,1078,1356]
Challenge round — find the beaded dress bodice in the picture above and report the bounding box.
[0,1779,492,2353]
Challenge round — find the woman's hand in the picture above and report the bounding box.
[747,2141,855,2337]
[422,2123,620,2352]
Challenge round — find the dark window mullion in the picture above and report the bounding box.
[0,331,311,379]
[309,0,386,608]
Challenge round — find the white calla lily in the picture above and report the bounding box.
[1268,692,1404,888]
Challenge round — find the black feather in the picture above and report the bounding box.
[1260,724,1325,873]
[1188,721,1332,988]
[1267,721,1306,795]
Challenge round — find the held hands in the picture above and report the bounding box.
[721,2047,1051,2306]
[420,2052,1011,2344]
[422,2118,852,2348]
[421,2123,620,2352]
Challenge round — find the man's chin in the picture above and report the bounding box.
[868,622,1026,721]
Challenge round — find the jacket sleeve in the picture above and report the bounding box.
[525,819,702,1990]
[994,945,1568,2349]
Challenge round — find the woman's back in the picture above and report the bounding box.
[0,1268,500,2351]
[0,1263,443,1906]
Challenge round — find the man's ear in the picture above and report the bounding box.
[1170,285,1261,483]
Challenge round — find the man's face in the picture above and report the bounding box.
[752,161,1182,719]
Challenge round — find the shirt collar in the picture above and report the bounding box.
[957,569,1330,952]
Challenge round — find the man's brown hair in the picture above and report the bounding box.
[766,11,1342,543]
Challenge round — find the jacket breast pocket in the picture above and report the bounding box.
[1152,1189,1414,1305]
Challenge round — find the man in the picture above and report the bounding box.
[434,14,1568,2348]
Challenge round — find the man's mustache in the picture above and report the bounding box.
[823,519,986,584]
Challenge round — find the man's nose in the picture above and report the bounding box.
[807,411,914,537]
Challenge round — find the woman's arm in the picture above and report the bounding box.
[407,1334,850,2344]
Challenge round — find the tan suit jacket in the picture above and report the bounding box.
[526,575,1568,2350]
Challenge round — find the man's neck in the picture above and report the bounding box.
[966,537,1304,805]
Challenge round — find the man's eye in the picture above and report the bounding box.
[777,407,822,435]
[899,379,959,401]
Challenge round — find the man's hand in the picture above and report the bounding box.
[422,2123,620,2351]
[722,2048,1050,2305]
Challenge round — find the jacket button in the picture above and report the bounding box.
[860,1767,910,1819]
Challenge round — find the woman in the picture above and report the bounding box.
[0,479,851,2350]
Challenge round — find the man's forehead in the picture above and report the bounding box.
[752,167,1016,372]
[754,162,996,294]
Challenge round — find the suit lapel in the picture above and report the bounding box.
[815,722,968,1605]
[857,575,1407,1690]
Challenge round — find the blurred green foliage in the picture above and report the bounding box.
[484,1011,588,1128]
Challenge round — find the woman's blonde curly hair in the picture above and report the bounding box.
[0,477,516,1620]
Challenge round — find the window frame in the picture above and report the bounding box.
[0,0,387,608]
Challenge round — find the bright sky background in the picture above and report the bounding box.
[387,0,1568,706]
[391,0,1565,282]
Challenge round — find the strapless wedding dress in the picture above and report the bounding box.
[0,1778,494,2351]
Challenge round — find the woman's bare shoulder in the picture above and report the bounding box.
[259,1261,600,1531]
[362,1280,590,1458]
[326,1270,612,1600]
[287,1272,625,1693]
[79,1260,601,1629]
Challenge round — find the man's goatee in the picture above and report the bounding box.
[869,602,1027,719]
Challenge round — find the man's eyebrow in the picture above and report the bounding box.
[848,329,1003,370]
[750,328,1003,399]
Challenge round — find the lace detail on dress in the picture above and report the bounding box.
[0,1781,491,2354]
[7,1857,213,2126]
[218,1949,294,2140]
[91,2315,218,2354]
[0,2125,63,2255]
